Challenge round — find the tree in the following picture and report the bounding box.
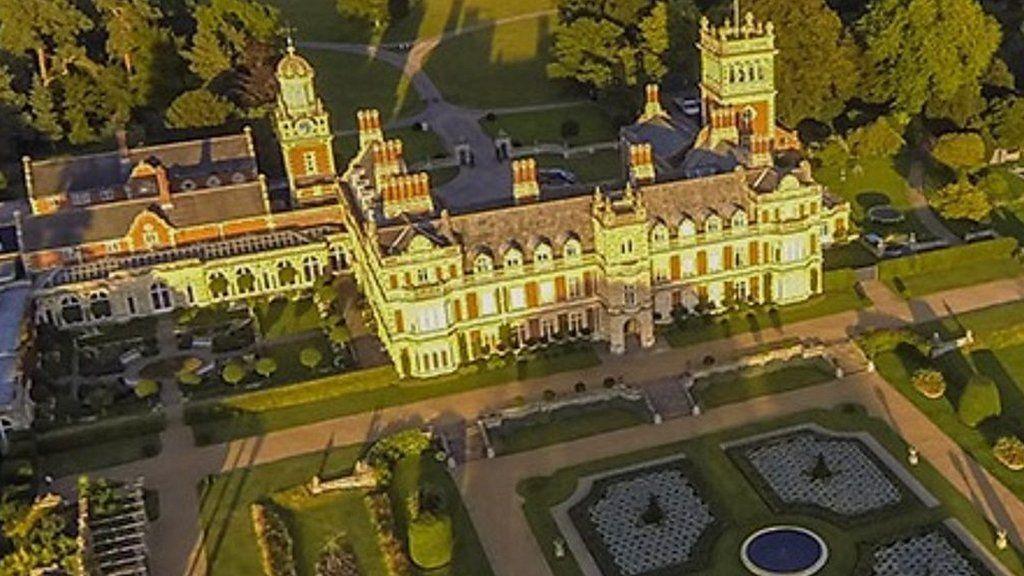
[28,76,62,143]
[747,0,860,125]
[95,0,163,76]
[0,0,92,85]
[300,347,323,371]
[133,379,159,399]
[987,96,1024,151]
[235,40,279,108]
[185,0,280,83]
[165,88,236,129]
[847,117,904,158]
[255,357,278,378]
[548,0,669,92]
[957,373,1001,427]
[221,361,246,386]
[337,0,389,27]
[858,0,1001,116]
[930,132,986,173]
[994,436,1024,471]
[932,178,993,222]
[911,369,946,399]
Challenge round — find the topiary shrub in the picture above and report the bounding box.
[560,119,580,140]
[300,347,323,372]
[221,361,247,386]
[255,357,278,379]
[178,371,203,387]
[994,436,1024,471]
[542,389,557,402]
[574,381,587,393]
[408,511,453,569]
[957,374,1002,428]
[911,369,946,399]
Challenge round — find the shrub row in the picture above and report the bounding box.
[34,413,166,454]
[878,237,1019,281]
[251,503,297,576]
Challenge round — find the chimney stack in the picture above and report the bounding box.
[382,172,434,219]
[629,143,656,184]
[357,109,384,150]
[511,158,539,204]
[640,84,666,122]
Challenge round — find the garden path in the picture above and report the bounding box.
[50,275,1024,575]
[905,150,961,244]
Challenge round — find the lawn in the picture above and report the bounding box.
[489,398,653,456]
[200,443,493,575]
[334,126,449,171]
[663,269,870,348]
[185,343,602,445]
[536,150,624,185]
[253,296,322,339]
[692,357,836,409]
[304,50,425,131]
[878,237,1023,298]
[823,241,877,270]
[424,17,578,109]
[518,408,1024,575]
[265,0,556,44]
[480,104,618,147]
[868,300,1024,506]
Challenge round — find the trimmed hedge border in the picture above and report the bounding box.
[251,502,298,576]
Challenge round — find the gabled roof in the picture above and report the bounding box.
[20,181,269,252]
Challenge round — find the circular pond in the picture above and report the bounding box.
[740,526,828,576]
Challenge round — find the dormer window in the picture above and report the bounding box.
[206,175,222,188]
[99,188,115,201]
[231,172,246,184]
[474,254,493,273]
[504,248,523,268]
[732,211,747,228]
[534,243,552,264]
[651,223,669,245]
[70,191,91,206]
[181,179,197,192]
[705,216,721,234]
[679,219,696,237]
[564,239,581,259]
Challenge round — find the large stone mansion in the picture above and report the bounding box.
[9,12,849,386]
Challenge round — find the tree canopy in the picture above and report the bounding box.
[746,0,860,125]
[548,0,670,92]
[858,0,1001,116]
[930,132,987,173]
[932,178,993,222]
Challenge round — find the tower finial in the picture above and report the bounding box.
[285,25,296,54]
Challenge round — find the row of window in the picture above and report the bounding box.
[49,282,174,325]
[472,238,582,273]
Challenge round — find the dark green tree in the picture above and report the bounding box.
[747,0,860,125]
[858,0,1001,116]
[0,0,92,85]
[548,0,670,91]
[165,88,237,128]
[986,96,1024,151]
[185,0,281,83]
[95,0,164,76]
[337,0,389,27]
[27,76,62,143]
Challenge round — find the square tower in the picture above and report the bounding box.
[698,10,778,162]
[274,42,338,206]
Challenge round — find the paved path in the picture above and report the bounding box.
[51,275,1024,575]
[905,150,960,244]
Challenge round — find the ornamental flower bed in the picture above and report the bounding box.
[251,503,298,576]
[994,436,1024,471]
[911,369,946,400]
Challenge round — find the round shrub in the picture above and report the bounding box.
[995,436,1024,470]
[560,119,580,140]
[574,381,587,393]
[300,347,323,371]
[133,379,159,399]
[255,357,278,379]
[178,371,203,387]
[408,511,453,569]
[957,374,1002,428]
[181,357,204,373]
[221,361,247,386]
[912,369,946,399]
[542,389,557,402]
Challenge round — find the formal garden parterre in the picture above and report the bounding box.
[520,409,1024,576]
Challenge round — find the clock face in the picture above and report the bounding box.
[296,119,314,136]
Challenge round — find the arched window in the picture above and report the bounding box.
[563,239,581,259]
[302,255,322,283]
[206,175,222,188]
[236,267,256,294]
[504,248,522,268]
[474,254,493,274]
[150,281,173,311]
[705,215,722,234]
[209,273,229,298]
[60,295,84,325]
[89,291,112,319]
[329,246,347,271]
[732,210,747,228]
[277,261,298,286]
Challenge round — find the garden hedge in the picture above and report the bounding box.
[878,237,1019,282]
[408,512,453,569]
[957,374,1002,428]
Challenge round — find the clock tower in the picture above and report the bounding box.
[274,40,338,206]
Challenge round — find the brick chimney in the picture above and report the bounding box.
[629,143,655,184]
[511,158,540,204]
[382,172,433,219]
[357,109,384,150]
[640,84,666,122]
[372,139,405,186]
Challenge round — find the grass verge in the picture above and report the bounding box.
[692,357,836,409]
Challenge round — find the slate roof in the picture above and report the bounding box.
[0,284,30,406]
[26,132,256,198]
[20,181,269,252]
